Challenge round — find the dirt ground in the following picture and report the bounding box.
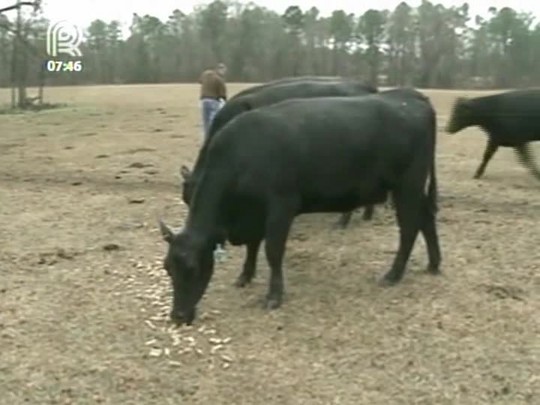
[0,84,538,404]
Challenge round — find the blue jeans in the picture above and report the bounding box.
[201,98,222,141]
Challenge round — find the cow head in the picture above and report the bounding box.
[209,97,253,138]
[180,164,194,206]
[224,98,253,120]
[446,97,474,134]
[159,220,215,325]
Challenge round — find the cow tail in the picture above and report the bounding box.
[427,108,438,214]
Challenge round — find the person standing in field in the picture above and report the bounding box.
[194,63,228,261]
[198,62,227,141]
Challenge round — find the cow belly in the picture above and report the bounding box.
[494,137,526,147]
[300,190,388,213]
[491,130,540,146]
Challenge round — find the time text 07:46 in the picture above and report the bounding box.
[44,60,83,73]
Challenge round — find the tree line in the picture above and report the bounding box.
[1,0,540,91]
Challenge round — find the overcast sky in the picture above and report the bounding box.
[38,0,539,32]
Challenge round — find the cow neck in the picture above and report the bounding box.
[471,96,497,129]
[185,167,227,239]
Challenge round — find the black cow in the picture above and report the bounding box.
[160,88,441,325]
[231,76,344,100]
[182,78,379,229]
[446,89,540,180]
[209,79,378,140]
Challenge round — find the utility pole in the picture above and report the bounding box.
[15,0,25,107]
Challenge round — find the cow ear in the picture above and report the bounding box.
[159,220,175,243]
[180,165,191,180]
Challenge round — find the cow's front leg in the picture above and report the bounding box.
[234,239,262,287]
[474,138,498,179]
[263,197,299,309]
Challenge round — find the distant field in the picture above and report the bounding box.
[0,84,538,404]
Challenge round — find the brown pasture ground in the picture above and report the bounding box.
[0,84,538,404]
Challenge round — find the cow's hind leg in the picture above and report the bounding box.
[263,197,299,309]
[362,205,374,220]
[332,205,375,230]
[333,211,353,229]
[419,199,441,275]
[514,143,540,181]
[379,187,423,286]
[474,138,499,179]
[234,238,262,287]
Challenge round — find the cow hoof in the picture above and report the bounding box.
[234,275,252,288]
[377,274,401,287]
[426,265,441,275]
[264,296,282,310]
[332,222,347,230]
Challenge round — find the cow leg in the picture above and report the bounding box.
[390,194,396,209]
[333,211,353,229]
[379,188,422,286]
[263,197,299,310]
[474,139,499,179]
[514,143,540,181]
[333,205,374,230]
[234,238,262,288]
[362,205,374,220]
[419,200,441,275]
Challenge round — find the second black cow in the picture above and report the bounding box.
[181,78,379,228]
[230,75,343,100]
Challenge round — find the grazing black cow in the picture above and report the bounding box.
[181,78,379,229]
[231,76,344,100]
[446,89,540,180]
[160,88,441,325]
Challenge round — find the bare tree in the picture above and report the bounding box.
[1,0,42,108]
[0,1,39,14]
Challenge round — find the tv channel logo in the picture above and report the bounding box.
[46,20,83,57]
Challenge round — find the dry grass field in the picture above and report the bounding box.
[0,83,538,404]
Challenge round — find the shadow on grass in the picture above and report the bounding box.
[0,102,68,115]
